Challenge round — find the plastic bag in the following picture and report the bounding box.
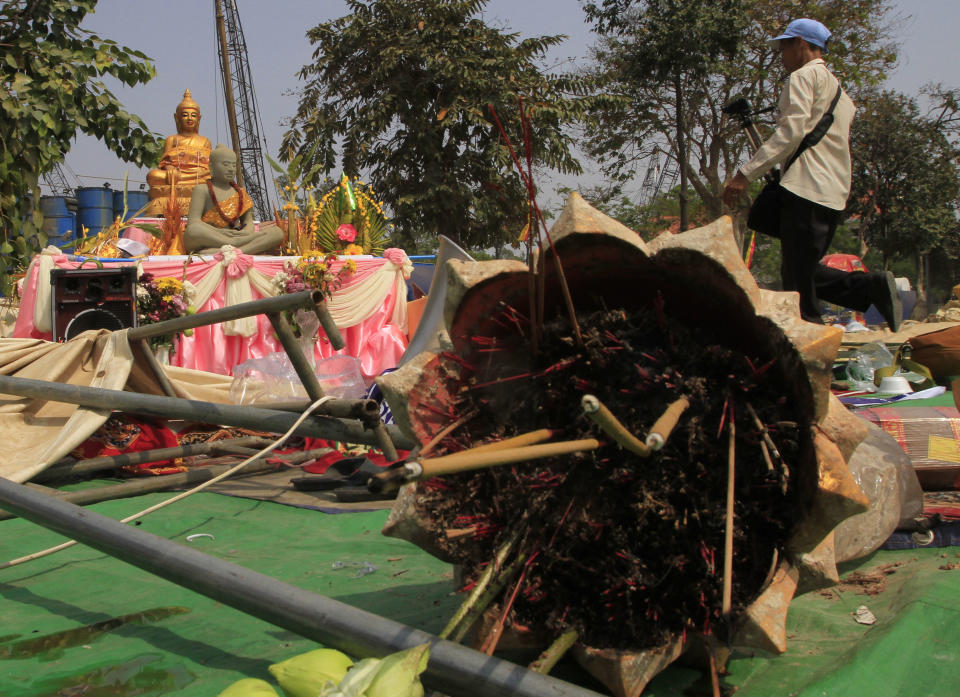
[845,341,893,392]
[833,421,924,562]
[230,353,366,405]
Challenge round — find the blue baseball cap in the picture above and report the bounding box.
[770,18,831,50]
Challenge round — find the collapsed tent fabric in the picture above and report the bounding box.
[0,330,235,484]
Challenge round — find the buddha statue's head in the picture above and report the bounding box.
[174,89,202,135]
[209,144,238,184]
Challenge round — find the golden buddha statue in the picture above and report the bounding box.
[144,89,212,216]
[184,145,284,254]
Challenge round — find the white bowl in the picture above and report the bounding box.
[877,376,912,394]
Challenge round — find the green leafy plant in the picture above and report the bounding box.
[0,0,161,292]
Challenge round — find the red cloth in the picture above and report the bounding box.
[299,444,409,474]
[73,415,186,476]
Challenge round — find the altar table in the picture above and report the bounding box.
[13,247,412,380]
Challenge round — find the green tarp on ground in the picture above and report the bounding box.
[1,489,958,696]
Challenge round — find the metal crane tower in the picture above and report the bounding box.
[639,146,680,207]
[41,163,75,197]
[214,0,273,220]
[639,148,662,206]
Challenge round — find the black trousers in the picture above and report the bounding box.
[778,188,875,322]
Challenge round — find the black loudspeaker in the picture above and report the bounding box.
[50,266,138,341]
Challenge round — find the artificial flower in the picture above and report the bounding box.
[336,224,357,243]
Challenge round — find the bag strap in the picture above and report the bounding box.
[782,83,843,175]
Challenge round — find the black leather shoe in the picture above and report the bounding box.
[873,271,902,332]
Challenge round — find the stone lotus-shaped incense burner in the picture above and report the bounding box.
[377,193,870,696]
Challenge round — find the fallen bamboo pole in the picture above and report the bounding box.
[261,398,382,422]
[0,478,607,697]
[5,447,336,522]
[126,290,344,351]
[33,436,273,483]
[256,397,398,461]
[136,337,179,398]
[268,310,328,403]
[0,375,416,451]
[0,468,216,522]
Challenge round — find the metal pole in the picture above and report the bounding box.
[215,0,243,183]
[126,290,330,343]
[135,337,179,398]
[261,398,381,421]
[0,375,416,451]
[267,311,326,401]
[312,301,346,351]
[0,479,605,697]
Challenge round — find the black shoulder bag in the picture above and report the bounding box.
[746,83,843,239]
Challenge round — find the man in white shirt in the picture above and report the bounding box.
[723,18,902,331]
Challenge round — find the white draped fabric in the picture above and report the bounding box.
[14,247,413,378]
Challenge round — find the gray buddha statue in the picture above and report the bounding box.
[184,145,284,255]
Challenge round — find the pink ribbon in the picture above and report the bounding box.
[214,250,254,279]
[383,247,406,266]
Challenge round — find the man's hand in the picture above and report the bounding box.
[722,171,750,208]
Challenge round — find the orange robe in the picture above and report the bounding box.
[202,188,253,229]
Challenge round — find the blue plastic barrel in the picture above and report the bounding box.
[113,189,150,221]
[76,186,114,234]
[39,195,76,248]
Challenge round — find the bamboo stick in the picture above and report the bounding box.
[722,416,736,617]
[530,629,579,675]
[440,530,522,641]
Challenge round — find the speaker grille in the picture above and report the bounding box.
[50,266,138,341]
[63,307,127,340]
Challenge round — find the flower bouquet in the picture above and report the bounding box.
[136,273,196,355]
[271,252,356,338]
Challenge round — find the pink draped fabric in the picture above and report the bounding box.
[13,255,409,380]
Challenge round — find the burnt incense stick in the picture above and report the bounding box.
[368,438,599,493]
[581,395,690,456]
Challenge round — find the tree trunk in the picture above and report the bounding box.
[674,76,688,232]
[916,253,929,320]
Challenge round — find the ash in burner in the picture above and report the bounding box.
[416,305,808,650]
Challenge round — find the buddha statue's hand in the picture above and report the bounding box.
[166,167,180,187]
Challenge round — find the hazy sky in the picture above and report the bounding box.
[60,0,957,209]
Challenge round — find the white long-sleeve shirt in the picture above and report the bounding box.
[740,58,856,211]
